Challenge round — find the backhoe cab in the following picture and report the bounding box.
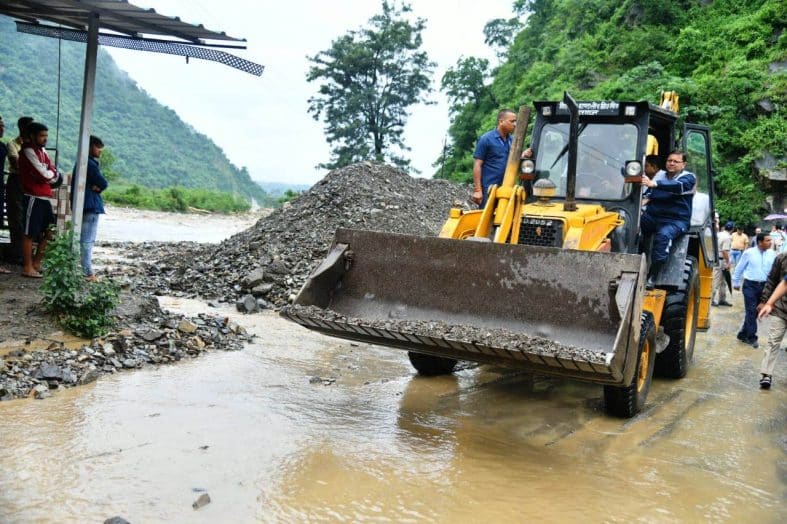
[283,92,718,418]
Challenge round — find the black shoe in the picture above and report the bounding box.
[750,340,759,349]
[718,301,733,307]
[760,374,772,389]
[711,301,719,307]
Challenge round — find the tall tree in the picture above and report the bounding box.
[307,1,435,170]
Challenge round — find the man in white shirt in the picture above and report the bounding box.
[712,221,733,306]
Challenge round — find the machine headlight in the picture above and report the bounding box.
[625,160,642,177]
[520,159,535,174]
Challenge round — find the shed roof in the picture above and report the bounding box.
[0,0,243,44]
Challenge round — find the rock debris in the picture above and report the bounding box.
[117,161,472,307]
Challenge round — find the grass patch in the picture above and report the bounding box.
[103,184,252,213]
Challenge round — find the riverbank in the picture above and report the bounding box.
[99,204,268,243]
[0,205,268,400]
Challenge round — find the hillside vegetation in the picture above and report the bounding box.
[437,0,785,225]
[0,16,271,205]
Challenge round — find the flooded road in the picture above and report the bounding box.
[0,295,784,522]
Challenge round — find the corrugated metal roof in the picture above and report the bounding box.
[0,0,243,44]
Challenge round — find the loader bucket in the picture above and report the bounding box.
[282,228,648,386]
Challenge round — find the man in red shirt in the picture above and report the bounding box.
[18,122,61,278]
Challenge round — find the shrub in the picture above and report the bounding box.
[40,227,120,338]
[103,184,251,213]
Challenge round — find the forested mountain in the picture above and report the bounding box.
[0,16,268,203]
[437,0,785,225]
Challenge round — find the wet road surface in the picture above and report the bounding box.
[0,297,784,522]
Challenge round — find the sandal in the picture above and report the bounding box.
[21,271,43,279]
[759,374,772,390]
[0,266,10,274]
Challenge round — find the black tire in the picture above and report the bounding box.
[604,311,656,418]
[655,257,699,378]
[408,352,457,376]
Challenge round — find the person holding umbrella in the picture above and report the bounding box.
[712,221,733,306]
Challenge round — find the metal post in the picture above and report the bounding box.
[563,91,579,212]
[70,11,99,243]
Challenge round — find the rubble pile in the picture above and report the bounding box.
[125,162,471,307]
[0,297,251,400]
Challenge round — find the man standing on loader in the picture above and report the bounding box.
[471,109,517,207]
[640,150,696,287]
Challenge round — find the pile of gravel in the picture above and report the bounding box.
[125,162,472,307]
[0,297,251,400]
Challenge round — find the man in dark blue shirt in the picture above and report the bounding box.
[71,135,108,281]
[0,116,7,230]
[640,150,696,287]
[0,115,8,274]
[472,109,516,207]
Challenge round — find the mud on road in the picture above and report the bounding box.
[0,162,784,521]
[0,295,784,522]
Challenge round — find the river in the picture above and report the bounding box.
[0,210,784,522]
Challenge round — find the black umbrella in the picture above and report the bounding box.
[723,267,732,293]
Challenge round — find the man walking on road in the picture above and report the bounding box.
[712,221,733,306]
[755,252,787,389]
[730,227,748,267]
[733,233,775,347]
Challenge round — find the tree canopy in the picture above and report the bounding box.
[436,0,786,227]
[0,16,271,204]
[306,1,435,170]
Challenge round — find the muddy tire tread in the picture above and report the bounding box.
[604,311,656,418]
[408,352,458,376]
[655,257,699,378]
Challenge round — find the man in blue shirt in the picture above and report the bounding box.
[0,116,8,275]
[71,135,108,281]
[472,109,517,207]
[733,232,775,347]
[640,150,696,287]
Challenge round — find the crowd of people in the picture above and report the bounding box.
[1,115,108,280]
[711,216,787,389]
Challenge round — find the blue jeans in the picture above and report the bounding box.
[738,279,765,343]
[640,214,688,263]
[80,212,100,276]
[730,249,743,267]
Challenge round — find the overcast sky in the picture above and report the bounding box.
[105,0,515,186]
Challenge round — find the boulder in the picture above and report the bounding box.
[178,319,199,333]
[242,267,266,289]
[34,363,63,381]
[236,294,258,313]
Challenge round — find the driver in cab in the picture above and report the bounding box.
[639,150,696,286]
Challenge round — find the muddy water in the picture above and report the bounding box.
[98,205,263,243]
[0,297,784,522]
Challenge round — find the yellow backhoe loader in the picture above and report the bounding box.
[283,92,718,418]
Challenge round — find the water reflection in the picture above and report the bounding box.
[0,301,784,522]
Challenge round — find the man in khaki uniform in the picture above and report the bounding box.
[712,222,733,306]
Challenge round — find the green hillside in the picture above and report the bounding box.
[437,0,785,225]
[0,16,269,204]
